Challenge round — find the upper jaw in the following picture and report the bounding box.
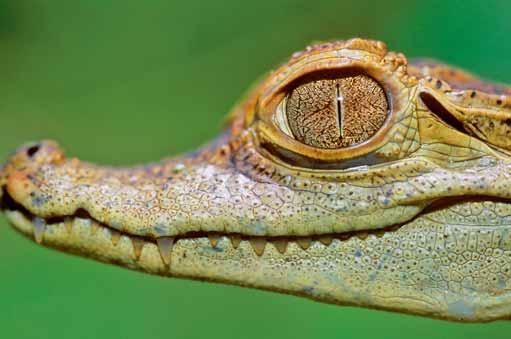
[2,133,511,242]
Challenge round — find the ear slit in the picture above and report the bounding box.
[419,92,467,135]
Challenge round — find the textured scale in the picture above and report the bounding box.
[2,38,511,322]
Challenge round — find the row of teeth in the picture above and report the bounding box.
[30,216,378,264]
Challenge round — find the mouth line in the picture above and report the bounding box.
[2,187,511,256]
[0,188,400,255]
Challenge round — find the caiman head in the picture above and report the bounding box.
[2,38,511,322]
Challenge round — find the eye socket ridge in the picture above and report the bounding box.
[253,63,413,167]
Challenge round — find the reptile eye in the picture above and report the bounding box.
[255,48,415,167]
[277,73,389,149]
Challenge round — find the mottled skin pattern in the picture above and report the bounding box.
[2,38,511,322]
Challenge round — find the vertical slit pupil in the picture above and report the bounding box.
[336,83,343,137]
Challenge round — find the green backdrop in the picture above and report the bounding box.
[1,1,511,338]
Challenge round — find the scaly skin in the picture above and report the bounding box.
[2,38,511,322]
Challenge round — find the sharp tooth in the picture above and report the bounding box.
[208,234,220,247]
[272,239,288,254]
[356,231,369,240]
[230,235,241,249]
[131,237,145,260]
[111,230,121,246]
[249,238,267,256]
[339,233,350,241]
[156,237,174,266]
[32,217,46,244]
[375,230,385,238]
[90,222,100,235]
[64,217,73,234]
[319,236,333,246]
[296,238,312,250]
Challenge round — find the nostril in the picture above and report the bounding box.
[26,144,41,158]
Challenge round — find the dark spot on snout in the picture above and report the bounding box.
[30,191,50,207]
[26,144,40,158]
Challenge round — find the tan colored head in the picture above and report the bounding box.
[2,38,511,322]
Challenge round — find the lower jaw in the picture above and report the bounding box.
[4,206,511,323]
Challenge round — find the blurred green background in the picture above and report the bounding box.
[1,1,511,338]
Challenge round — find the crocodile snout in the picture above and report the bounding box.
[1,141,65,209]
[6,141,64,169]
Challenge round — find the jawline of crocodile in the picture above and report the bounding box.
[2,39,511,322]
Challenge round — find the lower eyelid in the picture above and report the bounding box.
[260,141,391,170]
